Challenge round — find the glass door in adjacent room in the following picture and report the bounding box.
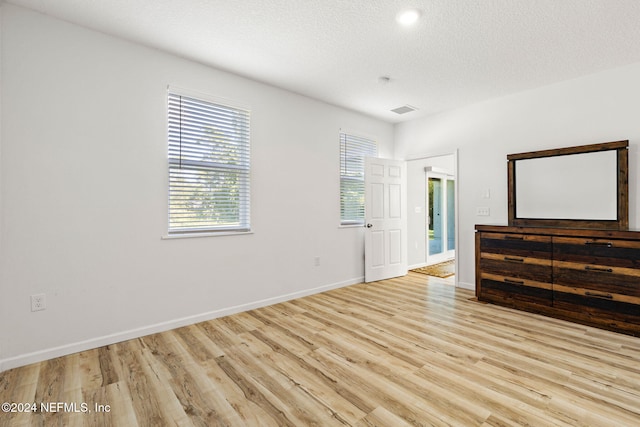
[427,170,455,265]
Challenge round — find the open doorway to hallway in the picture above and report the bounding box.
[406,152,457,284]
[426,167,455,265]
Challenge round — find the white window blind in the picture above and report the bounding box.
[168,91,250,234]
[340,132,377,225]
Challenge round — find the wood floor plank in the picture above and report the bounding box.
[1,274,639,426]
[142,332,238,427]
[123,338,190,426]
[243,329,372,424]
[308,347,451,427]
[354,406,414,427]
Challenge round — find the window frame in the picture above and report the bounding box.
[167,87,251,236]
[339,131,377,226]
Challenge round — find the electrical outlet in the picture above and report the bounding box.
[476,207,490,216]
[314,256,321,267]
[31,294,46,312]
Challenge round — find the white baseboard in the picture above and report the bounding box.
[407,262,428,270]
[457,281,475,291]
[0,276,364,373]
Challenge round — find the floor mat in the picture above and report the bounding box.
[411,259,455,278]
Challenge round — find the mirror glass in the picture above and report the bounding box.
[515,150,618,220]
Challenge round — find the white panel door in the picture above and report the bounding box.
[364,157,407,282]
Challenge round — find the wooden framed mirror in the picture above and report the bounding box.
[508,140,628,230]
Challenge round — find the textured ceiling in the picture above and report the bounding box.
[8,0,640,123]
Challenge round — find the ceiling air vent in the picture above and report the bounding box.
[391,105,417,115]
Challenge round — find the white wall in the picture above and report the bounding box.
[395,61,640,289]
[0,4,3,367]
[0,4,394,371]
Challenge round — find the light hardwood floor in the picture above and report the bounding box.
[1,272,639,426]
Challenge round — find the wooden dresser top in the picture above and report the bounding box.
[475,224,640,241]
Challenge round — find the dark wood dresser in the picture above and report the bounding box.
[476,224,640,336]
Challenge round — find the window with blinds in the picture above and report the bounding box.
[168,91,250,234]
[340,132,377,225]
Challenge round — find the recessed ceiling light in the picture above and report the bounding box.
[396,9,421,26]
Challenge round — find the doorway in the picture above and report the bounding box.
[426,168,455,265]
[406,151,457,284]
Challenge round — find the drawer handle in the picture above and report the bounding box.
[504,278,524,285]
[585,241,613,248]
[504,256,524,263]
[584,266,613,273]
[504,236,524,240]
[585,291,613,300]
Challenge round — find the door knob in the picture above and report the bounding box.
[365,223,373,228]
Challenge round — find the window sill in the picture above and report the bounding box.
[162,230,254,240]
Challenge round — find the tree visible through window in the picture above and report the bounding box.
[168,91,250,234]
[340,132,377,225]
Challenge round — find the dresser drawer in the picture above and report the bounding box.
[480,273,552,307]
[553,260,640,297]
[480,252,551,282]
[553,237,640,268]
[553,284,640,328]
[553,256,640,329]
[480,232,552,259]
